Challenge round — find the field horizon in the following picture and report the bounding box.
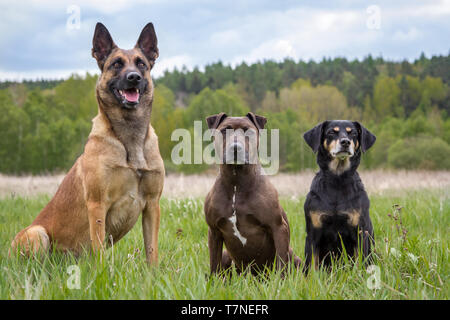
[1,169,449,199]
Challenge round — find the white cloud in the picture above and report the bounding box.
[210,29,242,46]
[27,0,162,15]
[232,39,297,65]
[229,7,372,64]
[0,69,98,82]
[152,54,194,78]
[398,0,450,17]
[392,27,423,42]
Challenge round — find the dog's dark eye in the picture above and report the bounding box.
[136,58,147,69]
[113,61,123,69]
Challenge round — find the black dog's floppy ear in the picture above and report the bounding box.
[246,112,267,130]
[92,22,117,70]
[353,122,376,152]
[136,23,159,63]
[206,113,228,129]
[304,121,328,153]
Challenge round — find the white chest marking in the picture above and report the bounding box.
[229,185,247,246]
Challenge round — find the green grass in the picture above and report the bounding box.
[0,190,448,299]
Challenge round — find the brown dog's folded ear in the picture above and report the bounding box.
[246,112,267,130]
[304,121,328,153]
[353,122,376,152]
[206,113,228,129]
[136,23,159,64]
[92,23,117,70]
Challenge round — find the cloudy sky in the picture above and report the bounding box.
[0,0,449,80]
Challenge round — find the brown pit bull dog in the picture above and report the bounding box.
[204,112,301,275]
[10,23,165,266]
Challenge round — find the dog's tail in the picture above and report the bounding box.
[10,225,50,257]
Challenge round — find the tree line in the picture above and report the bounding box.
[0,53,449,174]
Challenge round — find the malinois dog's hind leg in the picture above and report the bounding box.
[10,225,50,257]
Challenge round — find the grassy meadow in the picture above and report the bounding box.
[0,179,448,300]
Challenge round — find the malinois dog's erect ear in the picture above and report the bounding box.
[246,112,267,130]
[92,23,117,70]
[304,121,329,153]
[135,23,159,63]
[353,121,376,152]
[206,113,228,129]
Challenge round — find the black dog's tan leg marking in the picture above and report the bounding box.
[314,251,320,270]
[339,209,361,227]
[348,209,360,226]
[310,211,327,228]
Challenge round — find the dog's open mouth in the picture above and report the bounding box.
[113,87,140,108]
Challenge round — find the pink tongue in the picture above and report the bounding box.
[124,89,139,102]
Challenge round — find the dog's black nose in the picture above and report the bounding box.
[126,72,142,83]
[340,138,351,148]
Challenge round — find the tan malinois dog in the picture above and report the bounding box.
[10,22,165,266]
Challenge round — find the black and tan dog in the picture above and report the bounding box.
[303,120,376,271]
[10,23,164,265]
[204,113,301,276]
